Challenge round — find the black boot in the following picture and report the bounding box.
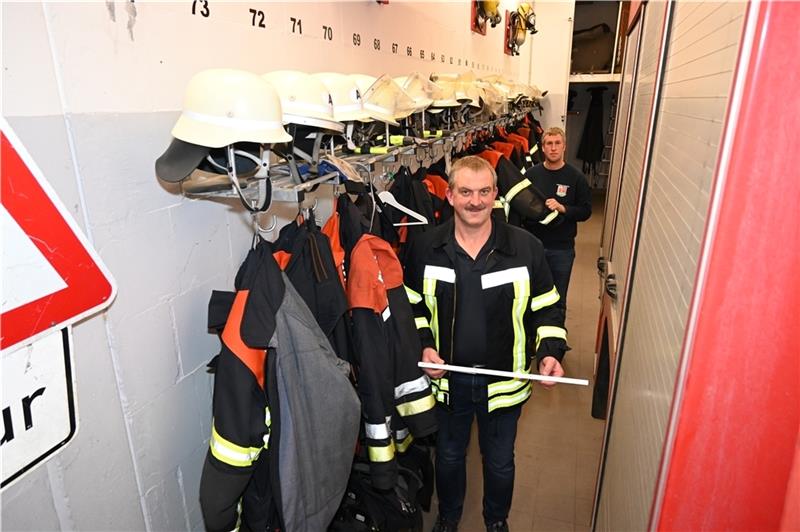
[431,515,459,532]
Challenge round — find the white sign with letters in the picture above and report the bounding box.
[1,328,76,489]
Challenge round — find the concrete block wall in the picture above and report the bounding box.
[1,2,574,530]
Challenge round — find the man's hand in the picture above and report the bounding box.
[538,356,565,388]
[422,347,447,379]
[545,198,566,214]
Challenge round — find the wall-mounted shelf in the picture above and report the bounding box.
[569,73,621,83]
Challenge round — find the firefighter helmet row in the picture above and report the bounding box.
[156,68,542,183]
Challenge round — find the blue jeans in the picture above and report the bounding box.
[544,247,576,313]
[435,372,522,525]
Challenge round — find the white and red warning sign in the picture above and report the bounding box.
[1,119,117,353]
[1,118,116,489]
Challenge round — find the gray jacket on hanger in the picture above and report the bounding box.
[269,274,361,532]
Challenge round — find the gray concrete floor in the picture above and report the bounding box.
[422,191,607,532]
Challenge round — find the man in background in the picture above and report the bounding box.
[525,127,592,315]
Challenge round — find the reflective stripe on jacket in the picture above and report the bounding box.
[347,234,438,489]
[404,219,567,413]
[199,241,360,532]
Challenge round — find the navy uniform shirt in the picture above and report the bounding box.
[450,222,496,367]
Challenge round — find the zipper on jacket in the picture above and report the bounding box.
[450,287,457,364]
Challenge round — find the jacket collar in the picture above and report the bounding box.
[432,218,516,257]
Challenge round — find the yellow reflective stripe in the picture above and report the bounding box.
[368,440,396,463]
[536,326,568,349]
[210,423,262,468]
[538,326,567,340]
[423,277,440,350]
[390,135,406,145]
[355,146,390,154]
[521,166,527,174]
[512,279,529,372]
[396,433,414,453]
[431,377,449,403]
[488,383,532,412]
[396,394,436,417]
[530,286,560,312]
[505,178,532,203]
[415,316,430,329]
[494,198,510,220]
[539,210,559,225]
[405,285,422,304]
[488,376,528,397]
[530,144,539,154]
[263,407,272,449]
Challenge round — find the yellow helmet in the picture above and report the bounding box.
[518,2,538,33]
[479,0,502,27]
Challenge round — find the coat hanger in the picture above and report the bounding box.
[377,190,428,226]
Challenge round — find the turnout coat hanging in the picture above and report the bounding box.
[200,241,360,532]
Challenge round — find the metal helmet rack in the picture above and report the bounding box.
[180,107,535,208]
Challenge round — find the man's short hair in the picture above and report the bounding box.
[449,155,498,189]
[542,126,566,143]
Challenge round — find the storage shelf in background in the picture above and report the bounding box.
[569,73,621,83]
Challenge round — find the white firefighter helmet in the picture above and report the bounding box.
[349,74,414,126]
[171,68,292,147]
[312,72,373,123]
[428,77,461,108]
[262,70,344,133]
[433,72,483,109]
[394,73,435,114]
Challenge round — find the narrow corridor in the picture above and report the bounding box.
[426,191,607,532]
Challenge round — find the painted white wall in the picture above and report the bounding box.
[0,1,574,530]
[527,0,575,130]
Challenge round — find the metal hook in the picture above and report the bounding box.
[298,197,318,222]
[253,213,278,234]
[304,197,319,214]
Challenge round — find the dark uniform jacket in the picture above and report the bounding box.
[404,219,568,414]
[199,241,360,532]
[524,163,592,249]
[476,150,551,228]
[347,234,438,489]
[273,218,353,363]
